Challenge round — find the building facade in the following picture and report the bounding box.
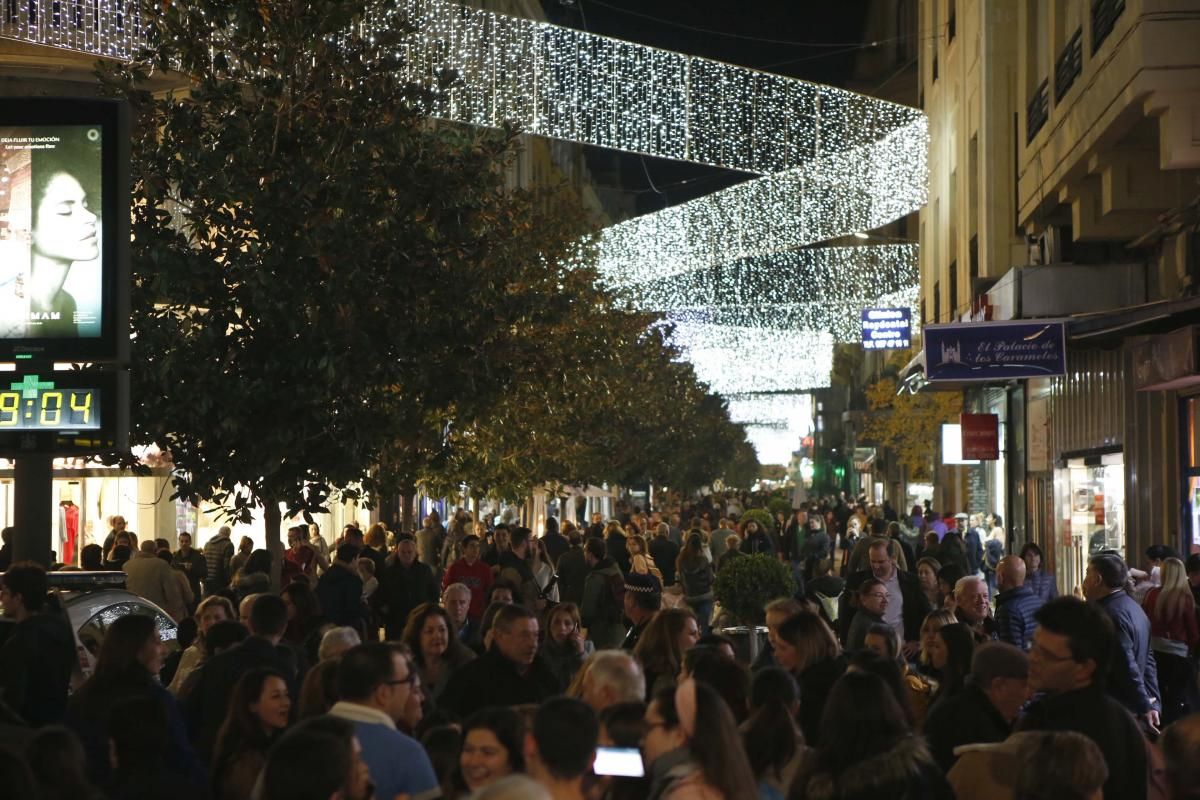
[919,0,1200,590]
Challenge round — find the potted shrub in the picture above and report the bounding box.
[713,553,796,661]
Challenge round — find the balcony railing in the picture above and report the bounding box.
[1,0,144,60]
[1091,0,1126,55]
[1027,78,1049,144]
[1055,27,1083,103]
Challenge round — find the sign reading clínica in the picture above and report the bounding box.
[861,308,911,350]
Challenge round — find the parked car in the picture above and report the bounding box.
[0,571,180,687]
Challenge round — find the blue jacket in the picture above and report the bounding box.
[993,585,1040,651]
[1096,589,1160,715]
[1026,569,1058,603]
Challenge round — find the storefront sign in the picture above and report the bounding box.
[861,308,911,350]
[1131,326,1199,391]
[941,424,980,465]
[960,413,999,460]
[924,321,1066,381]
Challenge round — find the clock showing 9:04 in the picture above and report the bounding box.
[0,374,101,431]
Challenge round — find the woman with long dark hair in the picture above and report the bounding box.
[633,607,700,700]
[788,671,951,799]
[742,667,803,799]
[280,581,325,663]
[233,549,272,600]
[773,612,846,747]
[402,602,476,701]
[927,622,975,710]
[676,533,715,635]
[67,614,205,790]
[212,668,291,800]
[642,679,757,799]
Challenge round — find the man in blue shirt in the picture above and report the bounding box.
[329,643,441,800]
[994,555,1042,651]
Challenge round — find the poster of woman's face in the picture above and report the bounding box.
[0,125,104,339]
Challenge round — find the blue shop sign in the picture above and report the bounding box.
[861,308,911,350]
[924,321,1066,381]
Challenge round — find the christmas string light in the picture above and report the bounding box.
[665,321,834,395]
[595,120,927,284]
[724,392,815,467]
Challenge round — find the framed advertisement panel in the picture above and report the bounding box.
[0,98,129,363]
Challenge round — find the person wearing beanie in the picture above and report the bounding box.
[621,572,662,652]
[924,641,1030,772]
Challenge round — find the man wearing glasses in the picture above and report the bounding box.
[1017,597,1148,800]
[329,643,441,800]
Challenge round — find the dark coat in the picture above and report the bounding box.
[792,734,953,800]
[744,530,775,556]
[374,557,440,639]
[648,536,680,587]
[993,585,1041,651]
[315,562,367,630]
[606,531,631,575]
[923,681,1011,772]
[1017,684,1148,800]
[1096,589,1161,715]
[0,612,75,727]
[183,636,298,760]
[555,546,589,607]
[796,655,847,747]
[439,648,561,718]
[840,568,931,643]
[541,531,569,567]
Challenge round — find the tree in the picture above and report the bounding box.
[100,1,594,568]
[860,349,961,481]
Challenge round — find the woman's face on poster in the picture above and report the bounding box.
[33,172,98,264]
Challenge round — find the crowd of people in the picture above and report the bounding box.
[0,493,1197,799]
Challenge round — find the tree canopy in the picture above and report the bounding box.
[100,0,756,534]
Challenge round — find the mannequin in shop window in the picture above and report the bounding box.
[59,501,80,567]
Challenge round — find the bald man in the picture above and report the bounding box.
[993,555,1041,651]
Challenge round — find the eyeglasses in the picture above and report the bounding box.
[387,674,417,686]
[865,592,889,601]
[1030,643,1075,663]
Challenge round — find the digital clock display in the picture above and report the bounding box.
[0,374,100,431]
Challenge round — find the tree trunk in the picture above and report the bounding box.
[400,484,415,533]
[264,500,284,591]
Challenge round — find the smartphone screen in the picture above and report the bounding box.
[593,746,645,778]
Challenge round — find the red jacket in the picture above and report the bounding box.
[442,557,493,620]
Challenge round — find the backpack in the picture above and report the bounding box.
[601,570,625,623]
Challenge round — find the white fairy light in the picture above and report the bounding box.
[630,244,918,342]
[725,392,814,466]
[2,0,927,410]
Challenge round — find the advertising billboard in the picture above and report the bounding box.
[861,308,911,350]
[0,99,128,362]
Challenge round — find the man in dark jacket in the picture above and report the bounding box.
[540,518,569,568]
[316,543,367,630]
[373,536,439,640]
[498,527,540,611]
[1017,596,1148,800]
[555,533,589,607]
[647,524,679,588]
[1084,553,1161,730]
[0,562,75,727]
[925,642,1029,771]
[605,527,631,575]
[840,539,930,655]
[184,593,297,759]
[171,532,207,605]
[439,604,560,717]
[581,539,626,650]
[994,555,1041,651]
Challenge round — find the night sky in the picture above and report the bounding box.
[542,0,874,214]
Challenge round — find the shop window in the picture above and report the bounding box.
[1054,453,1125,593]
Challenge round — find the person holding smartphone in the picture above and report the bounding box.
[541,603,594,690]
